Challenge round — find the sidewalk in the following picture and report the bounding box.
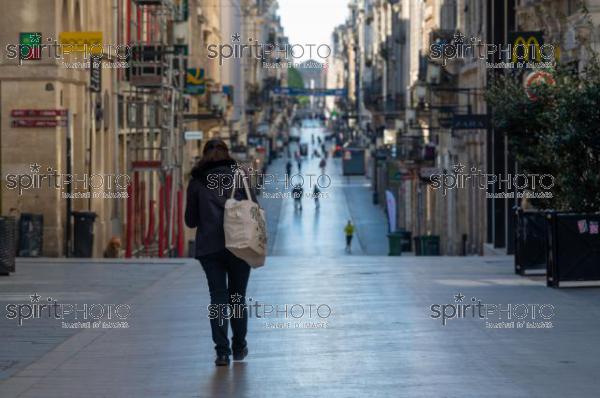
[1,255,600,397]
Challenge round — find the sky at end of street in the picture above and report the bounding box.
[278,0,350,61]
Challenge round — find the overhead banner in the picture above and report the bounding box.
[272,87,347,96]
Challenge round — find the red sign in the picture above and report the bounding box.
[11,109,68,117]
[12,119,66,128]
[131,160,162,169]
[524,71,556,101]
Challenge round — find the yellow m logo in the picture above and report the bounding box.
[511,36,541,63]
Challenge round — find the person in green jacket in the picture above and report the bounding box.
[344,220,355,253]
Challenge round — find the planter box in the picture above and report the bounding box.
[514,209,547,275]
[545,212,600,288]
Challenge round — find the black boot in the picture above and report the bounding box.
[233,347,248,361]
[215,354,230,366]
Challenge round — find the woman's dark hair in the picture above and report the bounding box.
[197,139,233,167]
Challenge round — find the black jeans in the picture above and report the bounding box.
[199,249,251,355]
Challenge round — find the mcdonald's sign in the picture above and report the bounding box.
[507,31,558,63]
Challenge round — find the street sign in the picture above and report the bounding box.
[452,114,488,130]
[11,109,67,117]
[90,56,102,92]
[184,131,203,141]
[12,119,67,128]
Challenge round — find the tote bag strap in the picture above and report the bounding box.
[229,167,253,200]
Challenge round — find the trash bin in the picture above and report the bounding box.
[0,216,17,275]
[72,211,96,258]
[387,231,405,256]
[421,235,440,256]
[18,213,43,257]
[398,230,412,252]
[414,236,422,256]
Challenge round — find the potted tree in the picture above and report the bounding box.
[487,57,600,286]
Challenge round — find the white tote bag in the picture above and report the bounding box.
[224,169,267,268]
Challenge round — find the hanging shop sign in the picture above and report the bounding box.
[19,32,42,60]
[59,31,103,55]
[185,68,205,95]
[90,55,102,92]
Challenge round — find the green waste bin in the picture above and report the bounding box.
[413,235,440,256]
[421,235,440,256]
[399,230,412,252]
[387,232,404,256]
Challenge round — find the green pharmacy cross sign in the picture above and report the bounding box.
[20,32,42,60]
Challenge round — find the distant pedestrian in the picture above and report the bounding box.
[319,158,327,175]
[321,143,327,158]
[292,184,303,210]
[344,220,355,253]
[286,160,292,177]
[297,159,302,173]
[313,185,320,208]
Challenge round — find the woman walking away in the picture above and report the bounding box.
[185,139,256,366]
